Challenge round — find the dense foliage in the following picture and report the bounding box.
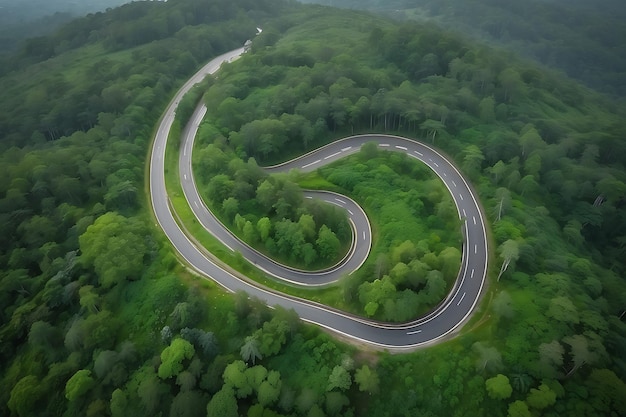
[299,0,626,97]
[192,4,626,415]
[0,0,128,55]
[0,1,625,417]
[193,130,352,268]
[313,148,462,321]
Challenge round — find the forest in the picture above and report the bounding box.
[1,0,625,416]
[299,0,626,97]
[0,0,129,55]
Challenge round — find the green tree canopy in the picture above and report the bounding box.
[327,365,352,392]
[65,369,95,402]
[354,365,379,394]
[485,374,513,400]
[79,212,149,287]
[8,375,43,416]
[158,338,196,379]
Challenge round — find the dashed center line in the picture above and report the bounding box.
[302,159,321,169]
[462,209,467,217]
[194,201,199,208]
[380,144,390,147]
[474,244,478,254]
[324,151,341,160]
[407,329,422,335]
[415,151,423,156]
[457,292,466,306]
[471,269,475,279]
[363,231,366,240]
[459,194,464,201]
[184,174,188,180]
[473,216,477,225]
[434,162,439,167]
[341,146,352,152]
[348,209,354,216]
[395,145,408,150]
[335,198,347,204]
[452,180,457,187]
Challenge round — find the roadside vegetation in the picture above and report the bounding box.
[194,129,352,270]
[312,146,462,321]
[0,1,624,417]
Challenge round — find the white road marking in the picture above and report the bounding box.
[429,158,433,162]
[305,196,313,199]
[473,216,477,225]
[363,231,366,240]
[415,151,423,156]
[452,180,457,187]
[395,145,408,150]
[335,198,347,205]
[474,244,477,254]
[324,151,342,160]
[407,329,422,335]
[348,210,354,215]
[471,269,475,279]
[457,292,466,306]
[341,146,352,152]
[459,194,464,201]
[194,201,199,208]
[380,144,390,147]
[184,174,187,180]
[434,162,439,167]
[302,159,321,169]
[462,209,467,217]
[443,172,447,177]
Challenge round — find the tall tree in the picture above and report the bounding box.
[497,239,519,281]
[158,338,195,380]
[354,365,379,394]
[327,365,352,392]
[485,374,512,400]
[79,212,149,288]
[240,336,262,365]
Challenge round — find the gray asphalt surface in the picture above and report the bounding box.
[149,48,489,350]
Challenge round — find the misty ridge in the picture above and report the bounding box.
[0,0,129,53]
[298,0,626,97]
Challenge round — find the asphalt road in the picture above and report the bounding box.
[179,103,371,285]
[149,48,489,350]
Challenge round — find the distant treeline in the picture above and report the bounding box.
[298,0,626,97]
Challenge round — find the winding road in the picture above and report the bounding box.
[149,47,489,350]
[179,103,371,286]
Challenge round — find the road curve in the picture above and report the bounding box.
[179,104,371,286]
[149,48,489,350]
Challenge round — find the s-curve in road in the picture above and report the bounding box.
[149,47,489,350]
[179,103,371,286]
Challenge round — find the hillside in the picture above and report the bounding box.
[0,0,130,54]
[298,0,626,97]
[1,0,625,416]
